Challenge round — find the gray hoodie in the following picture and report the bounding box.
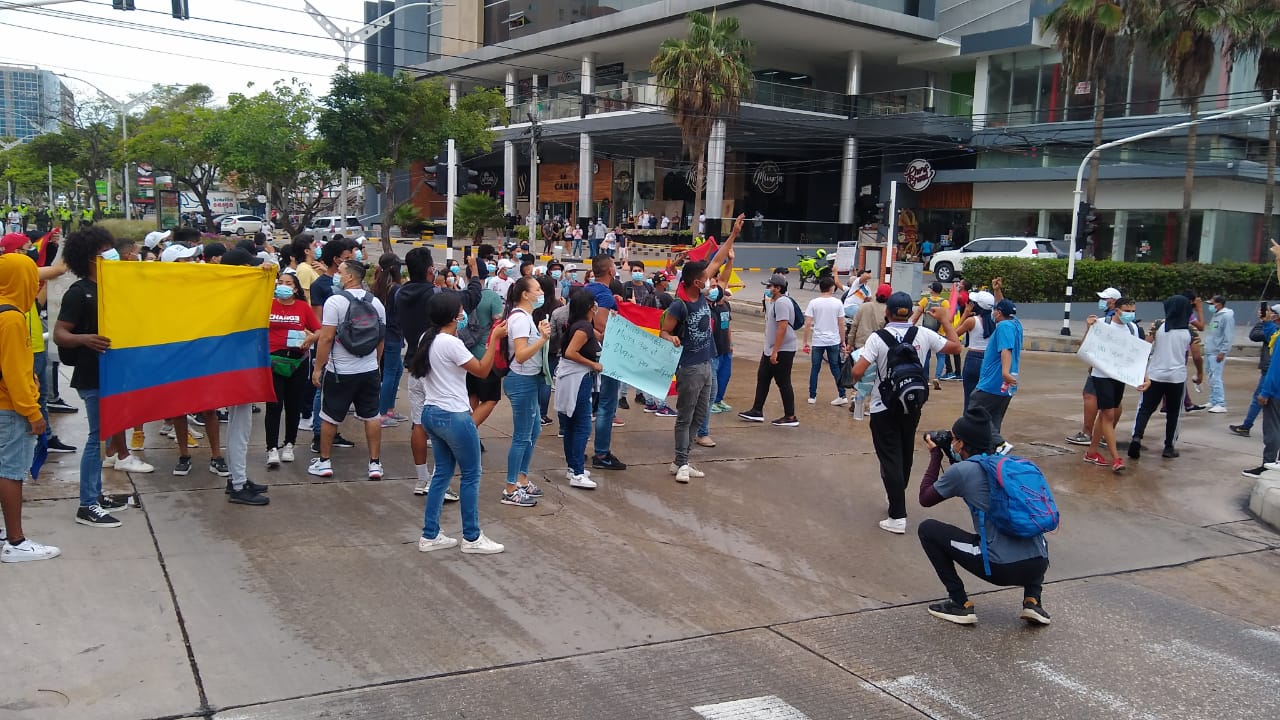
[1206,306,1235,356]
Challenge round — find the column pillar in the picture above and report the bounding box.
[925,72,937,113]
[704,119,727,237]
[838,137,858,241]
[580,52,596,118]
[1198,209,1219,263]
[578,132,593,243]
[972,57,990,131]
[1112,209,1129,261]
[504,140,517,217]
[1037,209,1051,239]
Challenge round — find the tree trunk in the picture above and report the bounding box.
[1266,109,1278,246]
[1177,101,1199,263]
[380,180,395,254]
[1087,74,1107,259]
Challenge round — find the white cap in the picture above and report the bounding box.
[161,244,200,262]
[498,258,517,271]
[143,230,171,249]
[1271,303,1280,316]
[1096,287,1122,300]
[970,291,996,310]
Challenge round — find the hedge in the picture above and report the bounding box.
[959,258,1280,303]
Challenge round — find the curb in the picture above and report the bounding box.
[1249,476,1280,533]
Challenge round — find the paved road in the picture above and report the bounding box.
[5,294,1279,719]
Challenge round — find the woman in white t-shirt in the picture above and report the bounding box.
[409,292,508,555]
[1129,295,1201,460]
[954,291,996,412]
[501,278,553,507]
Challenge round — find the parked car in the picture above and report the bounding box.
[927,236,1058,282]
[220,214,271,235]
[305,216,364,243]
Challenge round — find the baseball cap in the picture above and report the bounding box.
[143,230,171,249]
[651,270,670,282]
[971,291,996,310]
[1,232,29,254]
[1096,287,1121,300]
[221,247,264,266]
[763,273,789,291]
[887,291,914,320]
[994,299,1017,316]
[1271,303,1280,316]
[161,244,201,262]
[498,258,516,271]
[875,282,893,301]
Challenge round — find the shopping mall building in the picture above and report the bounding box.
[390,0,1278,263]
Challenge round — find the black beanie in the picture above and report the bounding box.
[952,407,994,454]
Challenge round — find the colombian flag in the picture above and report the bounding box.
[615,300,676,397]
[97,260,277,437]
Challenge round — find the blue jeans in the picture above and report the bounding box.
[379,339,404,415]
[961,350,984,413]
[588,238,600,258]
[714,352,732,403]
[76,388,102,507]
[808,344,844,400]
[560,375,594,474]
[31,351,50,478]
[538,376,552,420]
[594,373,619,456]
[1245,372,1265,428]
[420,405,481,542]
[1206,353,1226,408]
[503,372,543,484]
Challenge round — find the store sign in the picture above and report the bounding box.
[903,158,935,192]
[479,170,497,188]
[598,62,625,81]
[1074,81,1092,95]
[752,161,783,194]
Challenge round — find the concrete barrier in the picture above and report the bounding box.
[1249,476,1280,532]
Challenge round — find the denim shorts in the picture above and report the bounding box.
[0,409,37,480]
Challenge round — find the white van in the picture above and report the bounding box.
[305,216,364,243]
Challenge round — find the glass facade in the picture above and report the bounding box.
[0,68,44,140]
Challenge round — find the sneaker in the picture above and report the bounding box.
[771,416,799,427]
[413,478,429,495]
[379,414,400,428]
[1020,598,1051,625]
[368,461,384,480]
[591,453,627,470]
[226,479,268,494]
[618,397,630,410]
[460,532,505,554]
[389,411,408,422]
[1128,439,1143,459]
[208,457,230,477]
[653,407,676,418]
[670,462,707,477]
[1230,424,1252,437]
[444,488,460,502]
[709,401,727,414]
[738,410,765,422]
[1265,461,1280,472]
[187,413,206,427]
[540,416,552,426]
[1,538,61,563]
[332,433,356,448]
[266,448,281,468]
[101,455,117,469]
[565,468,592,482]
[128,428,145,451]
[1186,404,1206,413]
[500,487,538,507]
[114,454,155,473]
[97,494,129,511]
[228,486,270,505]
[418,533,458,552]
[1065,431,1091,446]
[252,405,262,414]
[1083,452,1107,466]
[635,392,644,403]
[878,517,907,534]
[995,442,1013,455]
[216,409,229,423]
[298,416,312,431]
[1207,405,1227,414]
[643,403,658,413]
[1162,446,1180,458]
[173,456,192,476]
[1112,458,1126,474]
[695,435,717,448]
[932,379,942,390]
[715,401,731,412]
[307,458,333,477]
[928,599,977,625]
[47,397,77,413]
[807,397,817,405]
[830,397,849,406]
[310,439,320,453]
[75,504,121,528]
[568,473,597,489]
[517,480,543,497]
[613,416,628,426]
[46,436,76,453]
[280,443,295,462]
[1243,465,1273,478]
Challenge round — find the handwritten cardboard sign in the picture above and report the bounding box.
[1077,319,1151,387]
[600,313,681,401]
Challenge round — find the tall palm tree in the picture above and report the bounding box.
[650,10,753,209]
[1136,0,1225,262]
[1223,0,1280,247]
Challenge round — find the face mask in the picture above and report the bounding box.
[101,248,120,262]
[1098,299,1109,311]
[948,449,963,464]
[644,279,654,286]
[568,273,578,281]
[1120,311,1136,323]
[486,262,497,274]
[456,310,469,330]
[274,285,294,300]
[764,290,773,301]
[532,295,545,310]
[353,249,364,262]
[551,270,562,280]
[708,288,722,302]
[631,272,644,282]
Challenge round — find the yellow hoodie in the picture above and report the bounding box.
[0,253,40,424]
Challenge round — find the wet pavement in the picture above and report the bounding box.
[3,307,1280,720]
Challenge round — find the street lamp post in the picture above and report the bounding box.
[56,74,149,220]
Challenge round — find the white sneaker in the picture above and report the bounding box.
[807,397,817,404]
[160,422,174,435]
[307,458,333,477]
[1265,461,1280,472]
[1,538,61,563]
[298,416,312,431]
[101,455,117,469]
[114,455,155,473]
[569,473,597,489]
[266,448,280,467]
[830,397,850,406]
[417,533,458,552]
[565,468,592,481]
[368,461,384,480]
[675,464,692,483]
[878,517,907,534]
[413,478,429,495]
[280,444,295,462]
[460,532,505,554]
[996,442,1014,456]
[1207,405,1227,414]
[669,462,705,480]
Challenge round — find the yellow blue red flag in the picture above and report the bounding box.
[97,259,276,437]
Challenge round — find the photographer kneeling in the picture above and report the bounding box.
[917,407,1052,626]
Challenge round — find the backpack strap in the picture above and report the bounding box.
[874,328,897,347]
[904,326,919,345]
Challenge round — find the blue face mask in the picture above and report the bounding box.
[551,269,562,280]
[568,273,578,282]
[101,248,120,262]
[644,279,653,286]
[456,310,468,330]
[764,289,772,301]
[631,272,644,282]
[948,449,963,463]
[353,249,364,262]
[708,288,722,302]
[1098,299,1109,311]
[486,262,497,274]
[274,285,294,300]
[532,295,545,310]
[1120,310,1136,323]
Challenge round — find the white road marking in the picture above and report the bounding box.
[1024,661,1162,720]
[880,674,981,720]
[1149,639,1280,695]
[692,695,810,720]
[1245,626,1280,645]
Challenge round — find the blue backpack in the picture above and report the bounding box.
[966,454,1060,575]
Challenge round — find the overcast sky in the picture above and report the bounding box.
[0,0,374,104]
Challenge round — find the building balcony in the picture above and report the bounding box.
[856,87,973,118]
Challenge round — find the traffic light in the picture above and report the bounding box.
[1077,201,1098,239]
[112,0,136,9]
[172,0,190,20]
[458,167,479,195]
[432,159,448,196]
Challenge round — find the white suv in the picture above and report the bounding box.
[928,236,1058,283]
[306,216,364,243]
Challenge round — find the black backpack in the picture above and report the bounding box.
[875,327,929,415]
[335,290,385,356]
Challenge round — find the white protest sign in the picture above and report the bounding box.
[1077,319,1151,387]
[600,313,682,401]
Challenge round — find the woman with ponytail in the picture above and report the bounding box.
[500,277,553,507]
[954,291,996,412]
[372,253,405,425]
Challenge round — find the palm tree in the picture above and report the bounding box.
[453,193,506,244]
[1223,0,1280,247]
[1136,0,1224,262]
[650,10,753,210]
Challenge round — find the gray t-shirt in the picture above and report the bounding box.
[933,460,1050,565]
[765,296,798,354]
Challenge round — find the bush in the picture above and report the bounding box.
[96,219,155,242]
[960,258,1280,302]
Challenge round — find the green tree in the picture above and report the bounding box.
[316,69,505,251]
[0,142,77,200]
[126,89,223,229]
[453,193,505,243]
[650,10,753,206]
[213,80,338,237]
[63,101,120,217]
[391,202,424,233]
[1223,0,1280,243]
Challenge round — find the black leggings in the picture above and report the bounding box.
[752,351,796,417]
[918,519,1048,605]
[266,366,310,450]
[1133,380,1183,449]
[871,407,921,519]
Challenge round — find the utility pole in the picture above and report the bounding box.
[527,112,541,247]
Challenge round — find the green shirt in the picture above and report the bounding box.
[469,289,505,359]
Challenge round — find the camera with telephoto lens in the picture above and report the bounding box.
[923,430,953,459]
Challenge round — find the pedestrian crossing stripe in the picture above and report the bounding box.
[692,695,810,719]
